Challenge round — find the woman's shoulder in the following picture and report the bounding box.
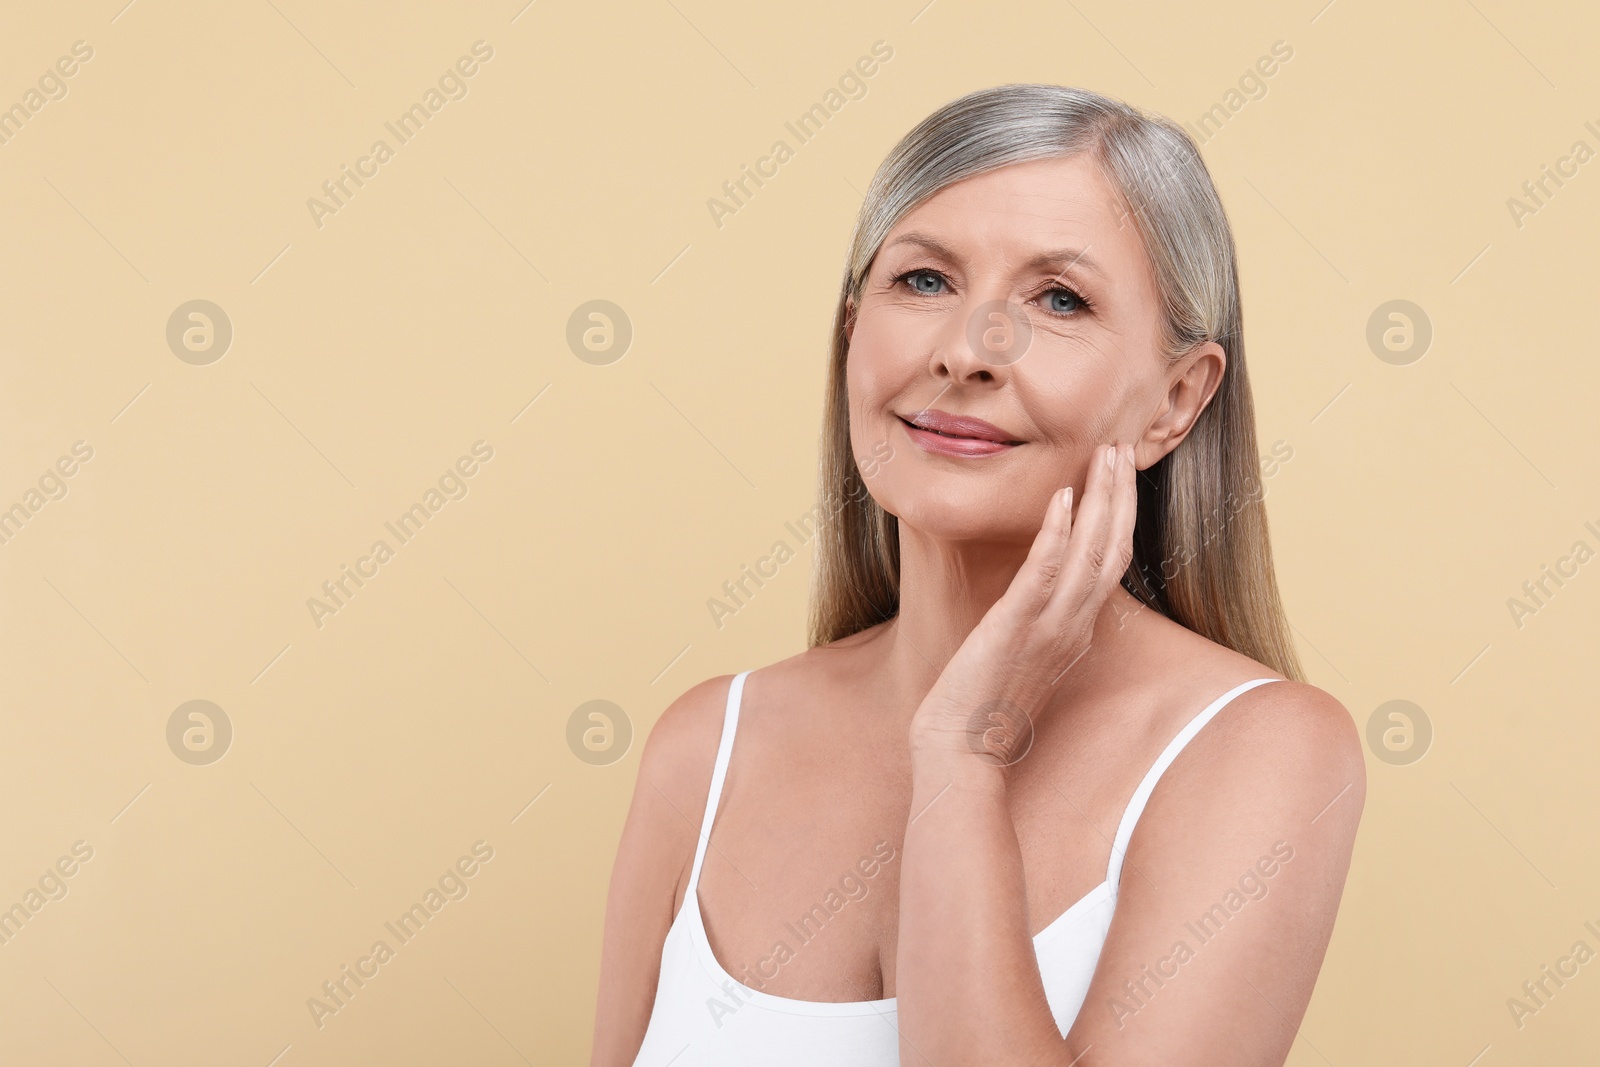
[1127,608,1365,824]
[635,673,739,810]
[1088,614,1368,940]
[638,634,884,791]
[1093,597,1356,799]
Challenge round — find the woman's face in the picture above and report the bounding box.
[844,152,1223,545]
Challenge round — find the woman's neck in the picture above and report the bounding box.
[874,525,1146,716]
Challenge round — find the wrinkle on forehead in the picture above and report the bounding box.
[889,159,1151,288]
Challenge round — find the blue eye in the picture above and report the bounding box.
[892,268,1094,318]
[901,269,945,294]
[1043,287,1087,316]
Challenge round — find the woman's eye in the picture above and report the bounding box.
[893,270,1087,315]
[1043,287,1085,315]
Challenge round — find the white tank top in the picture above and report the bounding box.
[630,670,1282,1065]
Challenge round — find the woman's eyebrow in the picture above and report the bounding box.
[883,231,1106,280]
[1025,246,1106,280]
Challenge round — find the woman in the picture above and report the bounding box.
[593,83,1365,1066]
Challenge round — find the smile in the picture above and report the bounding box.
[896,412,1024,458]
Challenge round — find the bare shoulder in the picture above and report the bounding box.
[636,627,876,793]
[635,672,740,819]
[1128,645,1368,879]
[1118,608,1367,839]
[704,623,892,735]
[1197,676,1367,824]
[632,637,856,824]
[1220,676,1365,767]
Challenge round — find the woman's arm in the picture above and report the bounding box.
[896,680,1366,1066]
[1061,681,1364,1063]
[894,443,1365,1063]
[590,676,732,1066]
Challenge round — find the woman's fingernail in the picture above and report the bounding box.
[1106,445,1118,469]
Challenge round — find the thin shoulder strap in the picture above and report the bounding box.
[1105,677,1283,896]
[685,671,751,896]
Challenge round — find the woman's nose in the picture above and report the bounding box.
[929,297,1031,382]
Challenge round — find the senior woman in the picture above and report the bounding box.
[593,83,1364,1066]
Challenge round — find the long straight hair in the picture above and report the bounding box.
[805,83,1305,682]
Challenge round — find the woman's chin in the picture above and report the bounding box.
[893,506,1036,547]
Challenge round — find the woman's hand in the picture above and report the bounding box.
[908,441,1139,771]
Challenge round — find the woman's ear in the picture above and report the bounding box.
[844,297,857,342]
[1136,341,1226,467]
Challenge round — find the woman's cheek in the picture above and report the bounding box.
[846,347,894,431]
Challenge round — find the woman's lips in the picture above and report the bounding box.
[897,414,1022,458]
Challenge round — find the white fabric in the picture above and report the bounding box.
[630,670,1282,1065]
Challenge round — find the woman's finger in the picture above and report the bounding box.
[1089,442,1139,608]
[1052,442,1120,616]
[1008,481,1076,614]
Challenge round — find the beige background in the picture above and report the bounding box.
[1,0,1596,1063]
